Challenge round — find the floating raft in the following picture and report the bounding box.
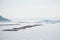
[0,24,20,26]
[2,29,18,31]
[2,24,42,31]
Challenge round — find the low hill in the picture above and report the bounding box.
[0,16,11,22]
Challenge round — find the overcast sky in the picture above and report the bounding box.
[0,0,60,19]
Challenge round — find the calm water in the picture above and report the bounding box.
[0,23,60,40]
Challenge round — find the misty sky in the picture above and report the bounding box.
[0,0,60,19]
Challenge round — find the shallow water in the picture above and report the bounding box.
[0,23,60,40]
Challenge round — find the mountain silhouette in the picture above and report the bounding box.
[0,16,11,22]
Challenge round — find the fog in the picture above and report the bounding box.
[0,0,60,40]
[0,0,60,19]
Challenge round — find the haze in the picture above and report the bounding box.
[0,0,60,19]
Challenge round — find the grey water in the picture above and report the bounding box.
[0,22,60,40]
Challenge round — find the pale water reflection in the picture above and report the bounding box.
[0,23,60,40]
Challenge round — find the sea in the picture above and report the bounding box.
[0,22,60,40]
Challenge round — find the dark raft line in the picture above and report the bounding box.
[2,24,42,31]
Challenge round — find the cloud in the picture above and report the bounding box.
[0,0,60,19]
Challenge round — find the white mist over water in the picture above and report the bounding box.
[0,0,60,40]
[0,23,60,40]
[0,0,60,19]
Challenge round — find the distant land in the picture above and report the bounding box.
[0,16,11,22]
